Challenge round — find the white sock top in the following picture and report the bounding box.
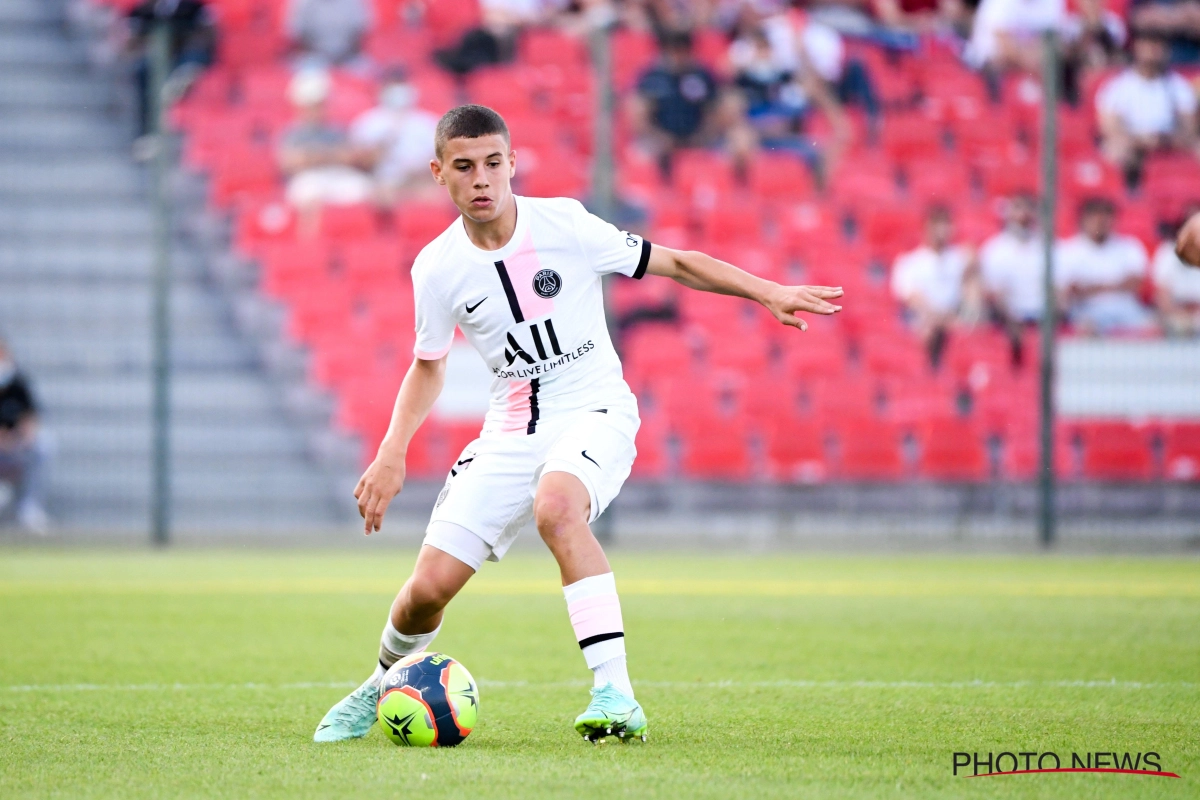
[563,571,617,605]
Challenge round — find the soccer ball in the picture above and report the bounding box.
[377,652,479,747]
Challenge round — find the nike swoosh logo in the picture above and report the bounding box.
[466,298,487,313]
[581,450,600,468]
[317,724,330,730]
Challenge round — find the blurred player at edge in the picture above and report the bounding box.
[1178,211,1200,267]
[313,105,844,744]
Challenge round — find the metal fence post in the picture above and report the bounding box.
[149,21,173,546]
[1038,31,1059,547]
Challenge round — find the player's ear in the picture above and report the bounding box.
[430,158,445,185]
[508,148,516,179]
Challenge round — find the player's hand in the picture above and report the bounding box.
[762,285,844,331]
[1176,212,1200,267]
[354,448,406,535]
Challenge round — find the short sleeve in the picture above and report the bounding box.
[1053,241,1077,288]
[571,203,653,279]
[412,260,455,360]
[1153,242,1178,285]
[1123,238,1149,278]
[1170,74,1197,115]
[1095,76,1119,116]
[890,253,915,299]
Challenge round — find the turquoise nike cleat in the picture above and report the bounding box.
[313,680,380,742]
[573,683,648,743]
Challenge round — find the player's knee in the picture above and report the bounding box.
[402,576,455,618]
[534,490,587,540]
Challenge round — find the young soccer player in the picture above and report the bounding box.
[314,105,843,743]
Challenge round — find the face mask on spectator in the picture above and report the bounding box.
[381,84,417,111]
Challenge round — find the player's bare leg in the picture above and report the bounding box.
[314,546,474,742]
[535,471,647,743]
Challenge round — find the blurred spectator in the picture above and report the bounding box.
[1130,0,1200,63]
[286,0,373,70]
[127,0,215,141]
[349,70,440,204]
[892,205,982,366]
[965,0,1066,75]
[727,10,865,166]
[760,8,879,124]
[1097,30,1199,188]
[434,0,562,75]
[980,193,1047,364]
[981,193,1047,326]
[1055,198,1156,334]
[1070,0,1127,71]
[630,30,755,173]
[874,0,950,33]
[0,339,49,534]
[1178,208,1200,264]
[1155,205,1200,334]
[278,70,374,225]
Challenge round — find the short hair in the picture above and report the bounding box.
[661,29,693,51]
[1079,196,1116,217]
[926,203,953,223]
[1131,28,1169,45]
[434,104,510,160]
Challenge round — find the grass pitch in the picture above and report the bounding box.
[1,548,1197,799]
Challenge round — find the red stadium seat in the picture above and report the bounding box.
[630,417,670,479]
[259,240,331,298]
[234,198,296,253]
[519,28,588,68]
[696,198,766,246]
[210,145,278,206]
[858,204,924,259]
[287,282,353,344]
[1164,423,1200,481]
[748,152,815,202]
[679,417,752,480]
[835,417,905,480]
[339,237,405,295]
[611,29,658,91]
[903,160,973,205]
[916,417,990,481]
[1001,424,1077,480]
[764,418,829,483]
[882,114,944,162]
[395,202,460,242]
[1078,421,1154,481]
[317,204,379,240]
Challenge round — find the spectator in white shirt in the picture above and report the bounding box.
[892,205,981,366]
[1097,30,1199,187]
[1155,206,1200,335]
[965,0,1066,72]
[980,193,1046,362]
[1055,198,1155,334]
[349,70,440,204]
[981,192,1048,322]
[286,0,373,70]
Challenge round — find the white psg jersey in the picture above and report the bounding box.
[412,196,651,436]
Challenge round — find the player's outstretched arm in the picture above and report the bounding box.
[644,245,843,331]
[355,354,447,535]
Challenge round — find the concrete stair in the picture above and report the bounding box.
[0,0,354,533]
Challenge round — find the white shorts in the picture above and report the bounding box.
[423,398,639,568]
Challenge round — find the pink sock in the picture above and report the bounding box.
[564,572,634,696]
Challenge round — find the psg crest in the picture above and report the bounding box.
[533,269,562,298]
